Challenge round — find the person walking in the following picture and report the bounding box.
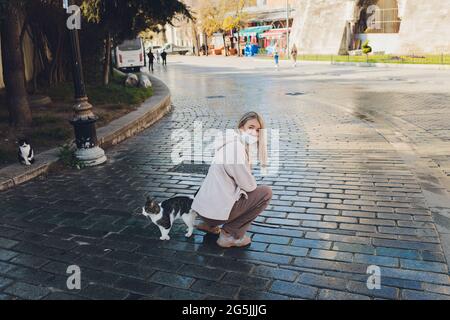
[147,50,155,72]
[274,49,280,70]
[161,50,167,66]
[192,112,272,248]
[291,44,298,67]
[156,50,161,64]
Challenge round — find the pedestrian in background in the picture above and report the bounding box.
[161,50,167,66]
[291,44,298,67]
[274,49,279,70]
[147,50,155,72]
[156,50,161,64]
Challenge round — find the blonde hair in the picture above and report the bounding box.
[237,111,268,170]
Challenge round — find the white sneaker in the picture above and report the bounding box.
[216,231,251,248]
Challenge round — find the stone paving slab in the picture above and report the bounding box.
[0,57,449,300]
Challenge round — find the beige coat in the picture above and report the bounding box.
[192,130,257,221]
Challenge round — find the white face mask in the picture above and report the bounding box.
[240,131,258,145]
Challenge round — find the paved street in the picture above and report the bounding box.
[1,56,450,300]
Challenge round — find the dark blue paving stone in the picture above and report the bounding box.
[400,259,448,273]
[207,257,254,273]
[318,289,370,300]
[0,276,13,289]
[381,277,423,291]
[270,280,318,299]
[222,272,270,290]
[267,244,308,257]
[82,268,122,286]
[73,244,110,256]
[9,254,50,268]
[0,227,21,238]
[52,226,108,238]
[353,253,399,267]
[177,264,225,281]
[43,292,86,300]
[41,261,71,276]
[140,256,184,272]
[252,266,299,282]
[332,242,375,255]
[293,258,367,274]
[79,284,129,300]
[421,251,446,263]
[114,277,161,296]
[0,248,19,261]
[191,279,239,299]
[105,250,145,264]
[0,293,14,300]
[4,282,51,300]
[5,266,54,285]
[373,238,441,252]
[109,262,155,280]
[226,250,292,265]
[100,239,140,252]
[297,273,347,291]
[376,247,421,259]
[252,234,291,245]
[291,238,332,250]
[309,249,353,262]
[237,288,290,300]
[380,267,450,285]
[155,286,206,300]
[170,251,211,266]
[0,237,19,249]
[149,271,194,289]
[401,289,450,300]
[249,225,304,238]
[346,280,399,299]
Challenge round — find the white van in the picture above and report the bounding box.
[115,38,145,72]
[158,43,190,55]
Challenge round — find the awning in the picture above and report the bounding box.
[235,25,272,37]
[260,28,291,39]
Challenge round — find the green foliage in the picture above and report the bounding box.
[58,144,86,170]
[42,71,153,105]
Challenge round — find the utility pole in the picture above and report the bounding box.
[286,0,290,59]
[65,0,107,167]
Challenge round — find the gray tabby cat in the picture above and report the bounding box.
[140,195,197,240]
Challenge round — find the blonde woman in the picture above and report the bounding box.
[192,112,272,248]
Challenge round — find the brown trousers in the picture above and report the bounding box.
[200,185,273,239]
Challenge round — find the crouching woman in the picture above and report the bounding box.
[192,112,273,248]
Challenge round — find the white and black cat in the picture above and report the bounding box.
[140,195,197,241]
[18,139,35,166]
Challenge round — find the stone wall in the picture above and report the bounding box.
[290,0,354,54]
[290,0,450,55]
[398,0,450,54]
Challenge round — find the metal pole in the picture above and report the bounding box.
[286,0,290,59]
[66,0,106,167]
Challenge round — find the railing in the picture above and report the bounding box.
[297,54,450,65]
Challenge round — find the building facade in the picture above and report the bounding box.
[290,0,450,55]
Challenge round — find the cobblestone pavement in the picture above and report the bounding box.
[1,56,450,300]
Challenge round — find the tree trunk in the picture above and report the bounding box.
[237,31,241,57]
[222,33,227,56]
[0,3,32,128]
[103,32,112,85]
[205,33,208,56]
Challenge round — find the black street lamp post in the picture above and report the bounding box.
[66,0,106,166]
